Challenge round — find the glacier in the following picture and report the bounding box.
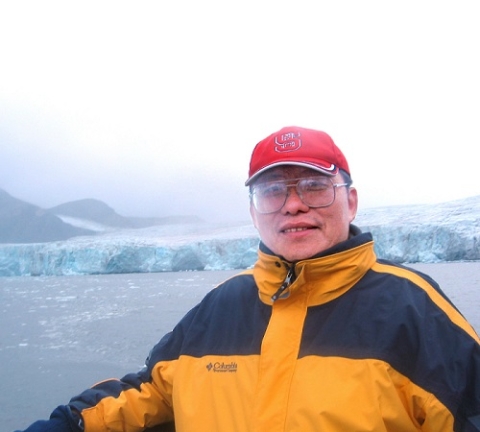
[0,195,479,277]
[0,223,260,277]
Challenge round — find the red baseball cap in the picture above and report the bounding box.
[245,126,350,186]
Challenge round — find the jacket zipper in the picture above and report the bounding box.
[271,263,296,302]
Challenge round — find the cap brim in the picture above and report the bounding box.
[245,161,338,186]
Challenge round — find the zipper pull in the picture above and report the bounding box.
[271,265,295,302]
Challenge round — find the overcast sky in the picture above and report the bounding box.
[1,1,479,223]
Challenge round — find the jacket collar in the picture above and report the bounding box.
[253,226,376,306]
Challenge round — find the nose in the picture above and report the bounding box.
[281,186,310,214]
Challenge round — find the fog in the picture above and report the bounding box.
[1,1,480,223]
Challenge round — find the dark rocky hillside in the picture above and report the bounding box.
[0,189,203,243]
[0,189,95,243]
[49,199,135,228]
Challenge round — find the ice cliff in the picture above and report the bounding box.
[0,196,479,277]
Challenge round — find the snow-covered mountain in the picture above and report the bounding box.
[0,195,479,277]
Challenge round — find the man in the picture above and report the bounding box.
[16,126,480,431]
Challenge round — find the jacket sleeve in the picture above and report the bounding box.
[13,405,83,432]
[414,289,480,431]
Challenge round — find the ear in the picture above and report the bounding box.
[250,201,259,230]
[347,187,358,223]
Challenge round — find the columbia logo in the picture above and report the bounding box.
[206,361,238,373]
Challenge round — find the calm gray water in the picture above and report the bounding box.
[1,263,479,431]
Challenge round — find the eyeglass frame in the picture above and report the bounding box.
[249,175,352,214]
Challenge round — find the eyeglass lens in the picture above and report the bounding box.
[252,177,337,214]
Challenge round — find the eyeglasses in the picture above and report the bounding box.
[250,176,351,214]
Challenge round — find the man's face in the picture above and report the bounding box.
[249,166,358,262]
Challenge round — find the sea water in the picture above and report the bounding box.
[1,263,479,431]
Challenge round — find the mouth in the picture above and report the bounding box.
[281,226,317,234]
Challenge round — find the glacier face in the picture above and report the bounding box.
[0,223,261,277]
[0,196,479,277]
[355,195,480,263]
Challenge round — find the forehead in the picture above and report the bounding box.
[255,166,330,183]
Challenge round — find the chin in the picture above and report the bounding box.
[282,248,321,262]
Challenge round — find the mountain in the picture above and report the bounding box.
[0,190,203,244]
[0,189,95,243]
[49,199,134,228]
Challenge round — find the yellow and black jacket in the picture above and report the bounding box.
[65,229,480,431]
